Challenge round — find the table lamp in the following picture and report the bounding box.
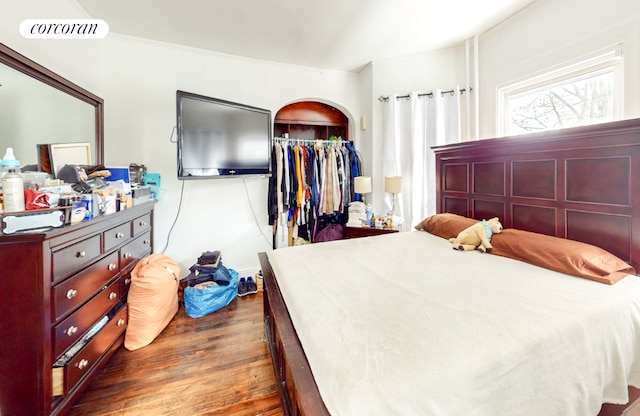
[354,176,372,204]
[385,176,402,216]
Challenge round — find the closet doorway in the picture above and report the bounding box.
[274,101,348,140]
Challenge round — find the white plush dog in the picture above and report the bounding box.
[449,217,503,253]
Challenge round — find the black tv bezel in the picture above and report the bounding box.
[176,90,272,180]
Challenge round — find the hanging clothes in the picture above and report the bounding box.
[268,138,361,247]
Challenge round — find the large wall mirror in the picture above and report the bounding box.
[0,43,103,169]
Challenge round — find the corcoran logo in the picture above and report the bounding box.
[20,19,109,39]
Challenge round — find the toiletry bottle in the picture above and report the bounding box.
[366,204,373,227]
[1,147,25,212]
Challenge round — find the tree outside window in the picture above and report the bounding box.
[499,49,622,136]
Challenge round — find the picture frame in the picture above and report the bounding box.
[37,142,92,178]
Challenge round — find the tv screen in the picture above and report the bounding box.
[176,90,272,179]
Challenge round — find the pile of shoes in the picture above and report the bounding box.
[238,274,258,297]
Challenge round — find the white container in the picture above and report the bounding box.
[2,168,25,212]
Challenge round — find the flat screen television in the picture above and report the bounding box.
[176,90,272,179]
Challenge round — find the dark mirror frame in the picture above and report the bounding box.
[0,42,104,166]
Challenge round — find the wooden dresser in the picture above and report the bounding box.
[0,202,154,416]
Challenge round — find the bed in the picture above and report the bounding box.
[258,118,640,416]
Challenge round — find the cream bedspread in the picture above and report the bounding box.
[266,231,640,416]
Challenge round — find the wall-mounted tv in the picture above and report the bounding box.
[176,90,272,179]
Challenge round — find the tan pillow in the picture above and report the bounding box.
[415,213,478,239]
[125,253,180,350]
[491,229,636,284]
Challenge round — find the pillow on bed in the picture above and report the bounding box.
[490,229,636,284]
[415,213,477,239]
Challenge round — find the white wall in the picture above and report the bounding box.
[357,0,640,212]
[2,0,362,276]
[101,35,361,274]
[6,0,639,276]
[478,0,640,139]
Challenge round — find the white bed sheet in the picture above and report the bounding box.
[267,231,640,416]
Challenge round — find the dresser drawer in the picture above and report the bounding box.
[52,305,127,397]
[120,231,151,269]
[103,222,131,252]
[52,235,102,281]
[53,279,121,359]
[133,213,151,236]
[52,252,119,321]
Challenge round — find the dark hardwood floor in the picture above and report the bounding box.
[69,279,283,416]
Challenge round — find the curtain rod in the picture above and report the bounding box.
[378,87,472,102]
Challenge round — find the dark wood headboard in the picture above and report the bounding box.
[433,118,640,272]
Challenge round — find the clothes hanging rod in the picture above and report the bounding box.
[378,87,472,102]
[274,137,350,145]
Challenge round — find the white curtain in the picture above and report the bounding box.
[382,87,463,229]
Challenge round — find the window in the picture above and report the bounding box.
[498,48,623,136]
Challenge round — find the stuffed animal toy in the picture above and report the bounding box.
[449,217,503,253]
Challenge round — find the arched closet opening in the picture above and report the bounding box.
[269,101,360,247]
[274,101,349,140]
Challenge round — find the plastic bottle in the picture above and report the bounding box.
[1,147,25,212]
[0,147,14,183]
[366,204,373,227]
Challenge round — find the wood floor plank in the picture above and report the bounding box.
[68,281,283,416]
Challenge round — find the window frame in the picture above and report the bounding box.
[497,46,623,136]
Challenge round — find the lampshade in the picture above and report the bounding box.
[385,176,402,194]
[354,176,372,194]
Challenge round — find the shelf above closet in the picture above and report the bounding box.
[274,101,348,141]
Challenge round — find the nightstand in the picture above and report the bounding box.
[344,225,400,239]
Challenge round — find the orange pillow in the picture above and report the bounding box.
[125,253,180,350]
[491,229,636,284]
[415,213,478,239]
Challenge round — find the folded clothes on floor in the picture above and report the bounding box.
[197,250,221,267]
[181,261,232,286]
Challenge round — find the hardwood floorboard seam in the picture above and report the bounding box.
[69,282,283,416]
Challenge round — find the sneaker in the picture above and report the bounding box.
[246,276,258,295]
[238,277,248,297]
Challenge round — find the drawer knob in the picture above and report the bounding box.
[77,359,89,370]
[143,239,150,245]
[76,251,86,258]
[116,232,125,238]
[123,252,132,259]
[108,263,117,271]
[65,326,78,336]
[65,289,78,299]
[108,292,117,300]
[139,220,147,226]
[117,318,125,327]
[124,277,131,285]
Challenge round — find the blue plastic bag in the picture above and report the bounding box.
[183,267,238,318]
